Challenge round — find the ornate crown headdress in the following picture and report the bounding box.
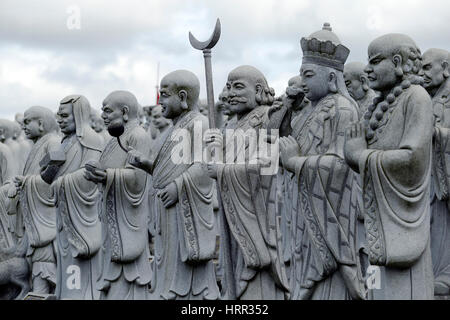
[300,23,350,72]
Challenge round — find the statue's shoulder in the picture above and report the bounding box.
[405,85,432,102]
[248,105,270,128]
[323,94,358,119]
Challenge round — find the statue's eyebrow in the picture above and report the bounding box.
[368,53,382,63]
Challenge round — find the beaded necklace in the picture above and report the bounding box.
[364,79,411,141]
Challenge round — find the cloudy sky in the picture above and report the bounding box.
[0,0,449,119]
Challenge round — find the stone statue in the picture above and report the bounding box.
[9,106,61,295]
[128,70,220,300]
[344,33,434,299]
[43,94,104,300]
[267,75,308,281]
[420,48,450,297]
[279,23,365,300]
[344,62,378,116]
[84,90,152,300]
[151,104,172,136]
[0,120,20,183]
[205,65,289,300]
[90,108,111,147]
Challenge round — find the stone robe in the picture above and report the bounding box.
[12,132,61,292]
[356,90,378,116]
[429,79,450,296]
[289,94,364,300]
[52,129,103,299]
[96,120,152,300]
[359,85,434,299]
[0,142,19,250]
[148,111,219,300]
[217,105,289,300]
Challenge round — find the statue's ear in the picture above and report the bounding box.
[122,105,129,122]
[393,54,404,77]
[360,75,369,91]
[255,84,263,95]
[328,71,337,93]
[178,90,189,110]
[443,60,449,78]
[38,119,44,132]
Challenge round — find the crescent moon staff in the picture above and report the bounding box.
[188,18,221,129]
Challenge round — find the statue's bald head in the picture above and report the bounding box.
[421,48,450,93]
[103,90,139,120]
[422,48,449,65]
[24,106,59,134]
[368,33,422,83]
[228,65,268,89]
[160,70,200,108]
[227,65,274,107]
[344,62,367,79]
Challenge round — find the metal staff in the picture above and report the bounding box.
[189,18,221,129]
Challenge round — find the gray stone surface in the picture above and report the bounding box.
[421,48,450,297]
[344,33,434,299]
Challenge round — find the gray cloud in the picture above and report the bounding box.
[0,0,449,119]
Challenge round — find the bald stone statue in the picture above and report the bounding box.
[279,24,365,300]
[128,70,220,300]
[344,34,434,299]
[44,95,104,300]
[9,106,61,295]
[151,105,172,136]
[420,48,450,297]
[344,62,378,115]
[84,90,152,300]
[205,65,289,300]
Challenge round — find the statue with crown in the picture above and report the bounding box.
[279,23,366,299]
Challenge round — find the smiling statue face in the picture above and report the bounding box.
[300,64,331,102]
[421,49,448,93]
[226,71,257,116]
[23,111,43,141]
[56,103,76,136]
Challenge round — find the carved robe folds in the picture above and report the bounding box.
[217,105,289,300]
[15,133,61,292]
[359,85,434,299]
[430,80,450,296]
[289,95,364,300]
[149,111,219,300]
[53,134,103,300]
[97,121,152,300]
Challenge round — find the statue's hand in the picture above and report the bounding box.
[344,122,367,173]
[204,129,223,149]
[158,182,178,208]
[206,163,218,179]
[83,166,107,184]
[279,136,301,172]
[127,147,145,169]
[13,175,25,188]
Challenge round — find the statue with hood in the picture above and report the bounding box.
[279,23,365,300]
[344,34,434,299]
[41,94,104,300]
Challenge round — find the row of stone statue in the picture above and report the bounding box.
[0,23,448,300]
